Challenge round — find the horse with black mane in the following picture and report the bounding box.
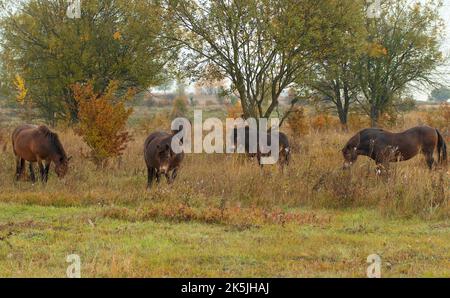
[12,124,71,183]
[231,126,291,169]
[144,130,185,188]
[342,125,447,171]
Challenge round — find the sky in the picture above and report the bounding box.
[414,0,450,100]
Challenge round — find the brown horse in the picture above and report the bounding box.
[342,125,447,171]
[144,131,184,188]
[231,126,291,169]
[12,124,71,183]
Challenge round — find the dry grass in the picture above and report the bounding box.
[0,109,448,221]
[0,106,449,277]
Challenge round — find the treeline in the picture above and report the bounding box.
[0,0,446,128]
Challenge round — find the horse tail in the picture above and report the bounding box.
[436,129,447,165]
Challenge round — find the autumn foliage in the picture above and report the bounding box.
[423,103,450,141]
[286,106,309,137]
[226,101,243,119]
[72,81,134,166]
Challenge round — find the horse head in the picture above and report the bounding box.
[342,132,360,169]
[55,156,71,178]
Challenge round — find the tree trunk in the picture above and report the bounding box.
[336,106,349,132]
[370,105,379,127]
[338,109,348,131]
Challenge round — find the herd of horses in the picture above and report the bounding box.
[10,123,448,186]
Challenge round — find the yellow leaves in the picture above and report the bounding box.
[287,106,309,137]
[14,74,28,104]
[80,33,90,42]
[72,81,133,166]
[227,101,243,119]
[367,42,388,57]
[113,31,122,40]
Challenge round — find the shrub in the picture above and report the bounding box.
[286,106,309,137]
[310,113,339,131]
[226,101,243,119]
[72,81,134,167]
[137,112,171,134]
[348,113,371,131]
[422,103,450,140]
[171,96,189,119]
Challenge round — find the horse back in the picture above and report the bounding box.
[12,124,57,161]
[12,124,38,155]
[144,132,170,151]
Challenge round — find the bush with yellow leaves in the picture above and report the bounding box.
[14,74,34,121]
[137,112,172,135]
[226,101,243,119]
[310,113,340,132]
[423,103,450,141]
[286,106,309,137]
[72,81,134,167]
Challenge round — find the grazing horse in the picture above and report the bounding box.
[12,124,71,182]
[231,126,291,169]
[144,131,184,188]
[342,125,447,171]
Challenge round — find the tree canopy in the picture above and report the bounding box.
[0,0,170,124]
[429,87,450,102]
[166,0,367,122]
[355,0,444,126]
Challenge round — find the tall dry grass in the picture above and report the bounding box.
[0,108,448,225]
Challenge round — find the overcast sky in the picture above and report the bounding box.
[414,0,450,100]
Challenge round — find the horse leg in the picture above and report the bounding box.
[256,151,263,168]
[29,162,36,183]
[168,168,179,184]
[146,167,155,189]
[44,161,51,182]
[375,158,389,176]
[37,161,46,183]
[165,173,171,184]
[15,157,24,181]
[155,171,161,184]
[424,150,435,170]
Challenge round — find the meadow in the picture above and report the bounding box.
[0,103,448,277]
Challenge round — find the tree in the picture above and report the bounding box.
[0,0,169,124]
[355,0,444,127]
[304,0,367,129]
[72,81,133,167]
[166,0,360,123]
[429,87,450,102]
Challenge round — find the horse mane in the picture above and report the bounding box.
[38,126,67,159]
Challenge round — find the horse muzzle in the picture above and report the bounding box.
[159,164,169,174]
[342,161,353,170]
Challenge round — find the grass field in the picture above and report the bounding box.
[0,203,449,277]
[0,104,449,277]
